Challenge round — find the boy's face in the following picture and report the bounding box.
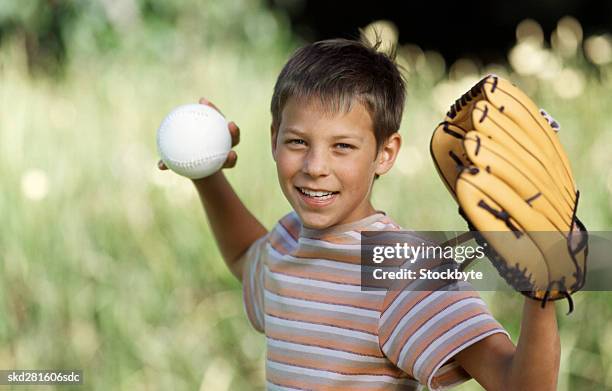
[272,97,400,229]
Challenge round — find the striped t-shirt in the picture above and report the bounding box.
[241,211,509,390]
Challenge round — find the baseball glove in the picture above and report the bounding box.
[430,75,588,312]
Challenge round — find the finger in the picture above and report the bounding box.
[222,150,238,169]
[228,121,240,147]
[198,97,224,116]
[158,160,168,170]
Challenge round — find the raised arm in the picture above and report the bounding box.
[190,170,267,279]
[159,98,267,280]
[454,298,560,390]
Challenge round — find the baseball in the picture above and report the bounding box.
[157,103,232,179]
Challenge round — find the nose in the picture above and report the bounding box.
[302,146,330,177]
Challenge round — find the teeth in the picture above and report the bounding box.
[299,188,335,198]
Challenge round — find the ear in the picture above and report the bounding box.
[375,132,402,176]
[271,124,278,161]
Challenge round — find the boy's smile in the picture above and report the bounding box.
[272,97,400,229]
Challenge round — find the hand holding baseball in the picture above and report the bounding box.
[157,98,240,177]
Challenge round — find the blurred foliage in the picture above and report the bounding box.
[1,2,612,390]
[0,0,293,77]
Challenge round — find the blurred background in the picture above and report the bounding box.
[1,0,611,390]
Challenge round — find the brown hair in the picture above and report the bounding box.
[270,38,406,150]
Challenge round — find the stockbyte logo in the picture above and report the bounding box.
[371,267,485,283]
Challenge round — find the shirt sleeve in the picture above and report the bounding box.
[378,283,510,390]
[241,234,269,334]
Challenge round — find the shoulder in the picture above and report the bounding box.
[263,211,302,255]
[276,211,302,238]
[373,213,402,231]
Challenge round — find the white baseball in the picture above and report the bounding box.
[157,104,232,179]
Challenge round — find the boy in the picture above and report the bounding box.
[159,39,561,390]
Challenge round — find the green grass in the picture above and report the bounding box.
[1,20,612,390]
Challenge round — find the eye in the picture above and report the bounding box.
[286,138,306,146]
[335,143,354,150]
